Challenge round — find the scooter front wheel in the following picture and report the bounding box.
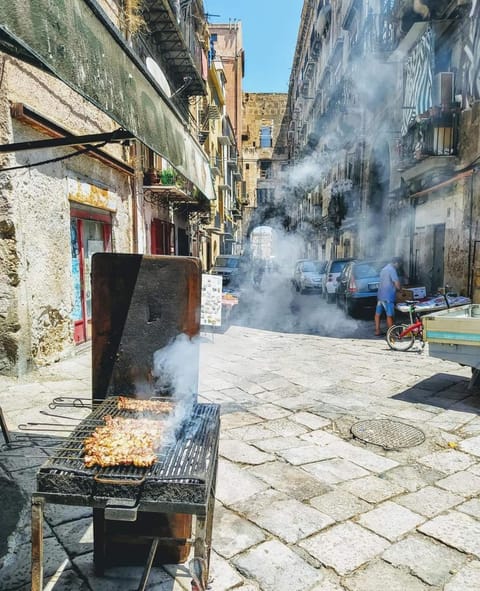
[386,324,415,351]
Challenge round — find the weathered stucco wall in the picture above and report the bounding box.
[0,55,134,375]
[414,182,469,295]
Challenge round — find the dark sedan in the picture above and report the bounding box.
[336,259,387,317]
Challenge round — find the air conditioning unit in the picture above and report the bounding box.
[433,72,454,107]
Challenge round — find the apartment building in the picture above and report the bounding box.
[241,93,290,236]
[288,0,480,298]
[0,0,238,375]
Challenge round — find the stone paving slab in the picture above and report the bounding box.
[457,497,480,519]
[208,550,245,590]
[395,485,464,517]
[443,559,480,591]
[382,534,467,586]
[435,470,480,496]
[299,522,389,575]
[249,403,292,420]
[2,536,73,590]
[250,435,311,452]
[291,411,331,430]
[212,504,267,559]
[233,539,322,591]
[215,460,270,506]
[54,517,93,558]
[247,461,332,500]
[219,439,275,464]
[418,511,480,558]
[302,457,371,484]
[277,443,338,465]
[417,449,476,474]
[343,559,429,591]
[260,417,309,437]
[340,475,406,503]
[309,489,372,521]
[381,464,447,492]
[357,500,425,541]
[74,552,180,590]
[233,488,333,543]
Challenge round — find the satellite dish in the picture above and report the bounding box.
[146,57,172,97]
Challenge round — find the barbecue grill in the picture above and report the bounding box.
[31,254,220,591]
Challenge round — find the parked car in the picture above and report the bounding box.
[336,259,387,317]
[322,258,354,303]
[210,255,241,285]
[292,259,326,294]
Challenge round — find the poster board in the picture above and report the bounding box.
[200,274,223,326]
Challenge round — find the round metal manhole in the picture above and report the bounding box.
[351,419,425,450]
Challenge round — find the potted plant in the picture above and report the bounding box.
[160,168,175,185]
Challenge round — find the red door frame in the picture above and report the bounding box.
[151,219,175,255]
[71,207,112,343]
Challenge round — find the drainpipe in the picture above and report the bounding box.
[409,197,416,283]
[467,169,476,298]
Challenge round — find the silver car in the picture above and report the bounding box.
[322,258,354,303]
[292,260,326,294]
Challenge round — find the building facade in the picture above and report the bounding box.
[241,93,290,236]
[288,0,480,299]
[0,0,244,375]
[207,22,245,260]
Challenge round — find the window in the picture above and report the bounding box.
[260,126,273,148]
[259,160,272,179]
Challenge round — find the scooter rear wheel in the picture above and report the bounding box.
[386,324,415,351]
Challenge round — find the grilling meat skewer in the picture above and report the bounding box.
[117,396,174,414]
[84,415,164,468]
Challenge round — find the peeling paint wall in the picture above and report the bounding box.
[0,55,134,375]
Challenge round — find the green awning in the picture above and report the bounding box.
[0,0,215,201]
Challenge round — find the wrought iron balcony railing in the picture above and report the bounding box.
[397,107,460,169]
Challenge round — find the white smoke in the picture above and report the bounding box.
[151,333,200,447]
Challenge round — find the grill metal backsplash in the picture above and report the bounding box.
[37,398,220,502]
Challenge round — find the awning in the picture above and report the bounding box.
[0,0,216,201]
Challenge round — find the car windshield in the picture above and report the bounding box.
[302,261,325,273]
[216,257,239,268]
[353,263,381,279]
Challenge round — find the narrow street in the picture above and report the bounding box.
[1,287,480,590]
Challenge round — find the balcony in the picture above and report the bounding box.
[210,156,222,176]
[363,13,399,54]
[143,168,197,204]
[397,108,460,171]
[142,0,206,96]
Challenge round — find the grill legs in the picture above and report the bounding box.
[31,496,44,591]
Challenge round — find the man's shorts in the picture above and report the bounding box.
[376,300,395,317]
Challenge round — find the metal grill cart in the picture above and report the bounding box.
[31,398,219,591]
[31,254,220,591]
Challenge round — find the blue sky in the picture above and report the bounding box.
[204,0,303,93]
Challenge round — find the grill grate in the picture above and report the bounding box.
[37,397,220,502]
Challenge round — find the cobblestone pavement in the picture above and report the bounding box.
[1,302,480,590]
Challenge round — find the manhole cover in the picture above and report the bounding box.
[351,419,425,450]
